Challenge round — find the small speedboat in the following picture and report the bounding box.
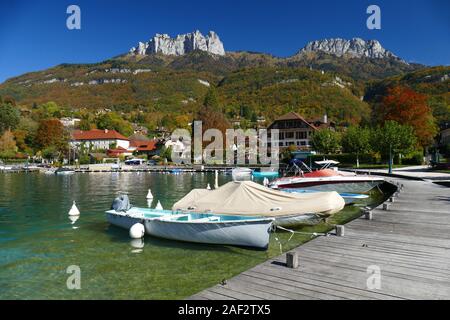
[55,167,75,175]
[270,160,383,193]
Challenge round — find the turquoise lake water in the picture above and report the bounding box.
[0,172,386,299]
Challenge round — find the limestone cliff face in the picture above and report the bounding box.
[298,38,404,62]
[130,30,225,56]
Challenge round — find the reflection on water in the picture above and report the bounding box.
[0,172,388,299]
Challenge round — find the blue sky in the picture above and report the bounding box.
[0,0,449,83]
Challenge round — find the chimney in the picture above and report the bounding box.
[323,114,328,124]
[104,129,108,133]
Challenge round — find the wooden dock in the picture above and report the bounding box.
[189,178,450,300]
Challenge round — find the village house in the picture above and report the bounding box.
[70,129,130,151]
[60,117,81,128]
[267,112,333,150]
[106,133,160,158]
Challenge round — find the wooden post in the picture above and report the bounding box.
[364,210,373,220]
[383,203,389,211]
[335,225,345,236]
[286,251,298,268]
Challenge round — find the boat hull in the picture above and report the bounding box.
[281,189,369,205]
[106,209,273,249]
[145,218,272,249]
[272,177,383,194]
[106,211,143,229]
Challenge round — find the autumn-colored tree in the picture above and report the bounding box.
[376,86,437,147]
[35,119,69,153]
[13,130,28,152]
[0,130,17,159]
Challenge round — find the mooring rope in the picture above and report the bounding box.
[273,225,330,254]
[275,225,329,238]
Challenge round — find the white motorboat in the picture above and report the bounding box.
[106,196,273,249]
[231,167,252,181]
[55,167,75,175]
[270,160,384,193]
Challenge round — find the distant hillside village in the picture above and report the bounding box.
[0,82,449,169]
[65,111,333,164]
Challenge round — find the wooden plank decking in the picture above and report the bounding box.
[189,179,450,300]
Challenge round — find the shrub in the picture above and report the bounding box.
[402,151,424,165]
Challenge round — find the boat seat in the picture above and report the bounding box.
[159,214,189,221]
[192,216,221,223]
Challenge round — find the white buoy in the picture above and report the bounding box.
[146,189,153,199]
[130,238,145,249]
[214,170,219,189]
[68,215,79,225]
[68,201,80,216]
[155,200,163,210]
[206,183,211,190]
[129,223,145,239]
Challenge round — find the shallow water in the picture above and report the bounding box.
[0,172,386,299]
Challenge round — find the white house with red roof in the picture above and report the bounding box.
[70,129,130,150]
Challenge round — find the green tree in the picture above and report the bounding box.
[203,87,219,111]
[0,103,20,134]
[38,101,61,119]
[341,126,372,168]
[96,112,133,136]
[310,129,341,154]
[78,118,92,131]
[371,120,417,173]
[41,146,58,161]
[160,146,172,162]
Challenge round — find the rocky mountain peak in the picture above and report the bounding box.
[297,38,405,62]
[129,30,225,56]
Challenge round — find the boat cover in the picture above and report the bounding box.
[111,195,132,212]
[172,181,345,217]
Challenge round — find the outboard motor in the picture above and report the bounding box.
[111,195,132,212]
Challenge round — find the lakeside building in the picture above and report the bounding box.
[267,112,335,151]
[70,129,130,150]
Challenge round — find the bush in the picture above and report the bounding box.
[402,151,424,165]
[79,155,90,165]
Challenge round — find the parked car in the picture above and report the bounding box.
[147,160,157,166]
[125,158,145,166]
